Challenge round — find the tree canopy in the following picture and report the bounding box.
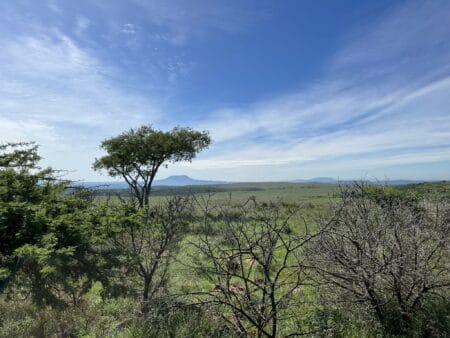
[0,143,109,302]
[0,143,59,289]
[93,125,211,206]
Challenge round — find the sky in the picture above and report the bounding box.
[0,0,449,182]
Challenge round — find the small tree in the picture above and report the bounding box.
[310,183,450,335]
[188,197,322,337]
[101,196,191,312]
[93,126,211,207]
[0,142,59,293]
[0,143,110,306]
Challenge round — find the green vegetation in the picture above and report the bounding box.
[1,137,449,337]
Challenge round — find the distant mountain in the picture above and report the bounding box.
[153,175,227,186]
[76,176,425,190]
[77,175,227,189]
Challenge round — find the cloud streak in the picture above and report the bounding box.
[177,1,450,180]
[0,30,161,126]
[0,26,163,176]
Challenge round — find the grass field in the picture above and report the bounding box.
[96,180,450,207]
[97,182,338,204]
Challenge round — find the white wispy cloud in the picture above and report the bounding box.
[0,30,161,130]
[0,25,164,175]
[0,117,57,143]
[192,76,449,164]
[127,0,260,45]
[177,0,450,179]
[332,0,450,75]
[1,1,252,178]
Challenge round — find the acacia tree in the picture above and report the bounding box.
[93,126,211,207]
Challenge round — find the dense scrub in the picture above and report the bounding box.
[1,144,449,337]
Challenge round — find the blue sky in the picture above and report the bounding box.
[0,0,449,181]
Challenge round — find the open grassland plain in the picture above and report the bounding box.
[95,180,450,211]
[96,182,338,207]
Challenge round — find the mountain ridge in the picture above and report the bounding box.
[76,175,426,189]
[78,175,227,189]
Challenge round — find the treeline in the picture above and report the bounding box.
[90,185,233,198]
[1,129,449,337]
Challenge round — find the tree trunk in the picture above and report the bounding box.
[141,275,151,313]
[397,311,413,336]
